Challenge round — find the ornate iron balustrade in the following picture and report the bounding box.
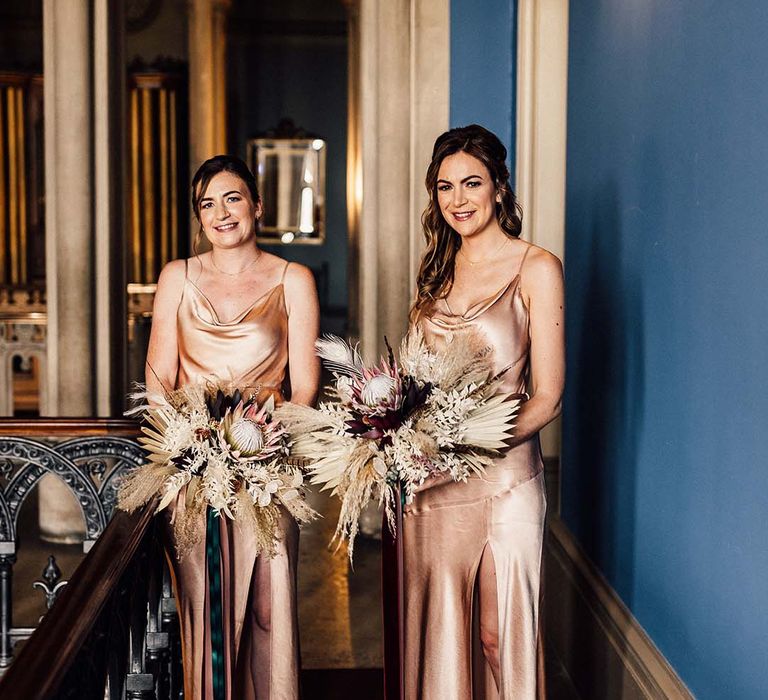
[0,419,182,699]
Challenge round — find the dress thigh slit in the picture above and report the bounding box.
[402,471,547,700]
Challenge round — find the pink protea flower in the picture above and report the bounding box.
[221,397,288,460]
[350,360,402,417]
[342,360,407,439]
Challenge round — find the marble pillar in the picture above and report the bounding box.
[94,0,127,417]
[42,0,93,542]
[43,0,94,417]
[42,0,126,411]
[515,0,569,459]
[41,0,126,542]
[357,0,450,359]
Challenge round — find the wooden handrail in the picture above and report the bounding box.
[0,418,177,698]
[0,501,158,699]
[0,418,140,437]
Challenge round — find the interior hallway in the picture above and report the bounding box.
[12,460,580,698]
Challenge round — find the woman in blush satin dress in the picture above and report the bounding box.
[145,155,320,699]
[403,125,565,699]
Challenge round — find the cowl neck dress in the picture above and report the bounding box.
[165,258,299,700]
[404,247,547,699]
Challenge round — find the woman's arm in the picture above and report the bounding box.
[145,259,186,396]
[511,247,565,445]
[283,263,321,406]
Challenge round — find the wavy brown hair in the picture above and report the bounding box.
[410,125,523,322]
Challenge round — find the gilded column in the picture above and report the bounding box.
[188,0,232,245]
[343,0,362,340]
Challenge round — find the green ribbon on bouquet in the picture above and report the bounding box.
[206,506,225,700]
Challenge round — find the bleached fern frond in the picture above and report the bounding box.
[274,402,343,433]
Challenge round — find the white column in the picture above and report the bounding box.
[516,0,570,458]
[43,0,94,416]
[44,0,125,416]
[357,0,450,358]
[42,0,93,543]
[515,0,569,262]
[94,0,127,416]
[42,0,126,541]
[408,0,452,294]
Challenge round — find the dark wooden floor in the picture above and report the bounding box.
[299,648,580,700]
[302,669,384,700]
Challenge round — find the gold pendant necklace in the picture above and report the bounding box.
[210,250,262,276]
[458,236,509,265]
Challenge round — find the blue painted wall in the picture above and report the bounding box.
[450,0,516,179]
[563,2,768,698]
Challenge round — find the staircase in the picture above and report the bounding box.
[0,419,182,700]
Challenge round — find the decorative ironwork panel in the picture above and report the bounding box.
[0,436,146,547]
[57,437,147,519]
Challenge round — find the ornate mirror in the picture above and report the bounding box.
[247,123,327,245]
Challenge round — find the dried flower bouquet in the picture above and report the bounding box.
[274,328,520,559]
[118,380,316,557]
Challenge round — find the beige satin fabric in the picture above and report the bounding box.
[165,260,299,699]
[177,273,289,402]
[404,263,547,699]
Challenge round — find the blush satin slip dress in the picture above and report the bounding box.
[164,258,299,700]
[404,245,547,699]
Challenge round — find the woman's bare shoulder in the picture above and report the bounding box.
[155,259,187,302]
[279,261,318,318]
[252,251,307,282]
[282,261,317,293]
[520,242,563,283]
[157,258,187,286]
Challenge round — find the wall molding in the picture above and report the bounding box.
[546,517,695,699]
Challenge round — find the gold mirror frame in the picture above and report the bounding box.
[247,137,327,245]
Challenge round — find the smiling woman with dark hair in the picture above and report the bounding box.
[402,125,565,699]
[145,155,320,699]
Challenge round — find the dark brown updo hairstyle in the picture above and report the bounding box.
[190,155,261,251]
[410,124,523,322]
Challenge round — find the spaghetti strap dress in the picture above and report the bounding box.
[164,259,299,700]
[404,247,547,699]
